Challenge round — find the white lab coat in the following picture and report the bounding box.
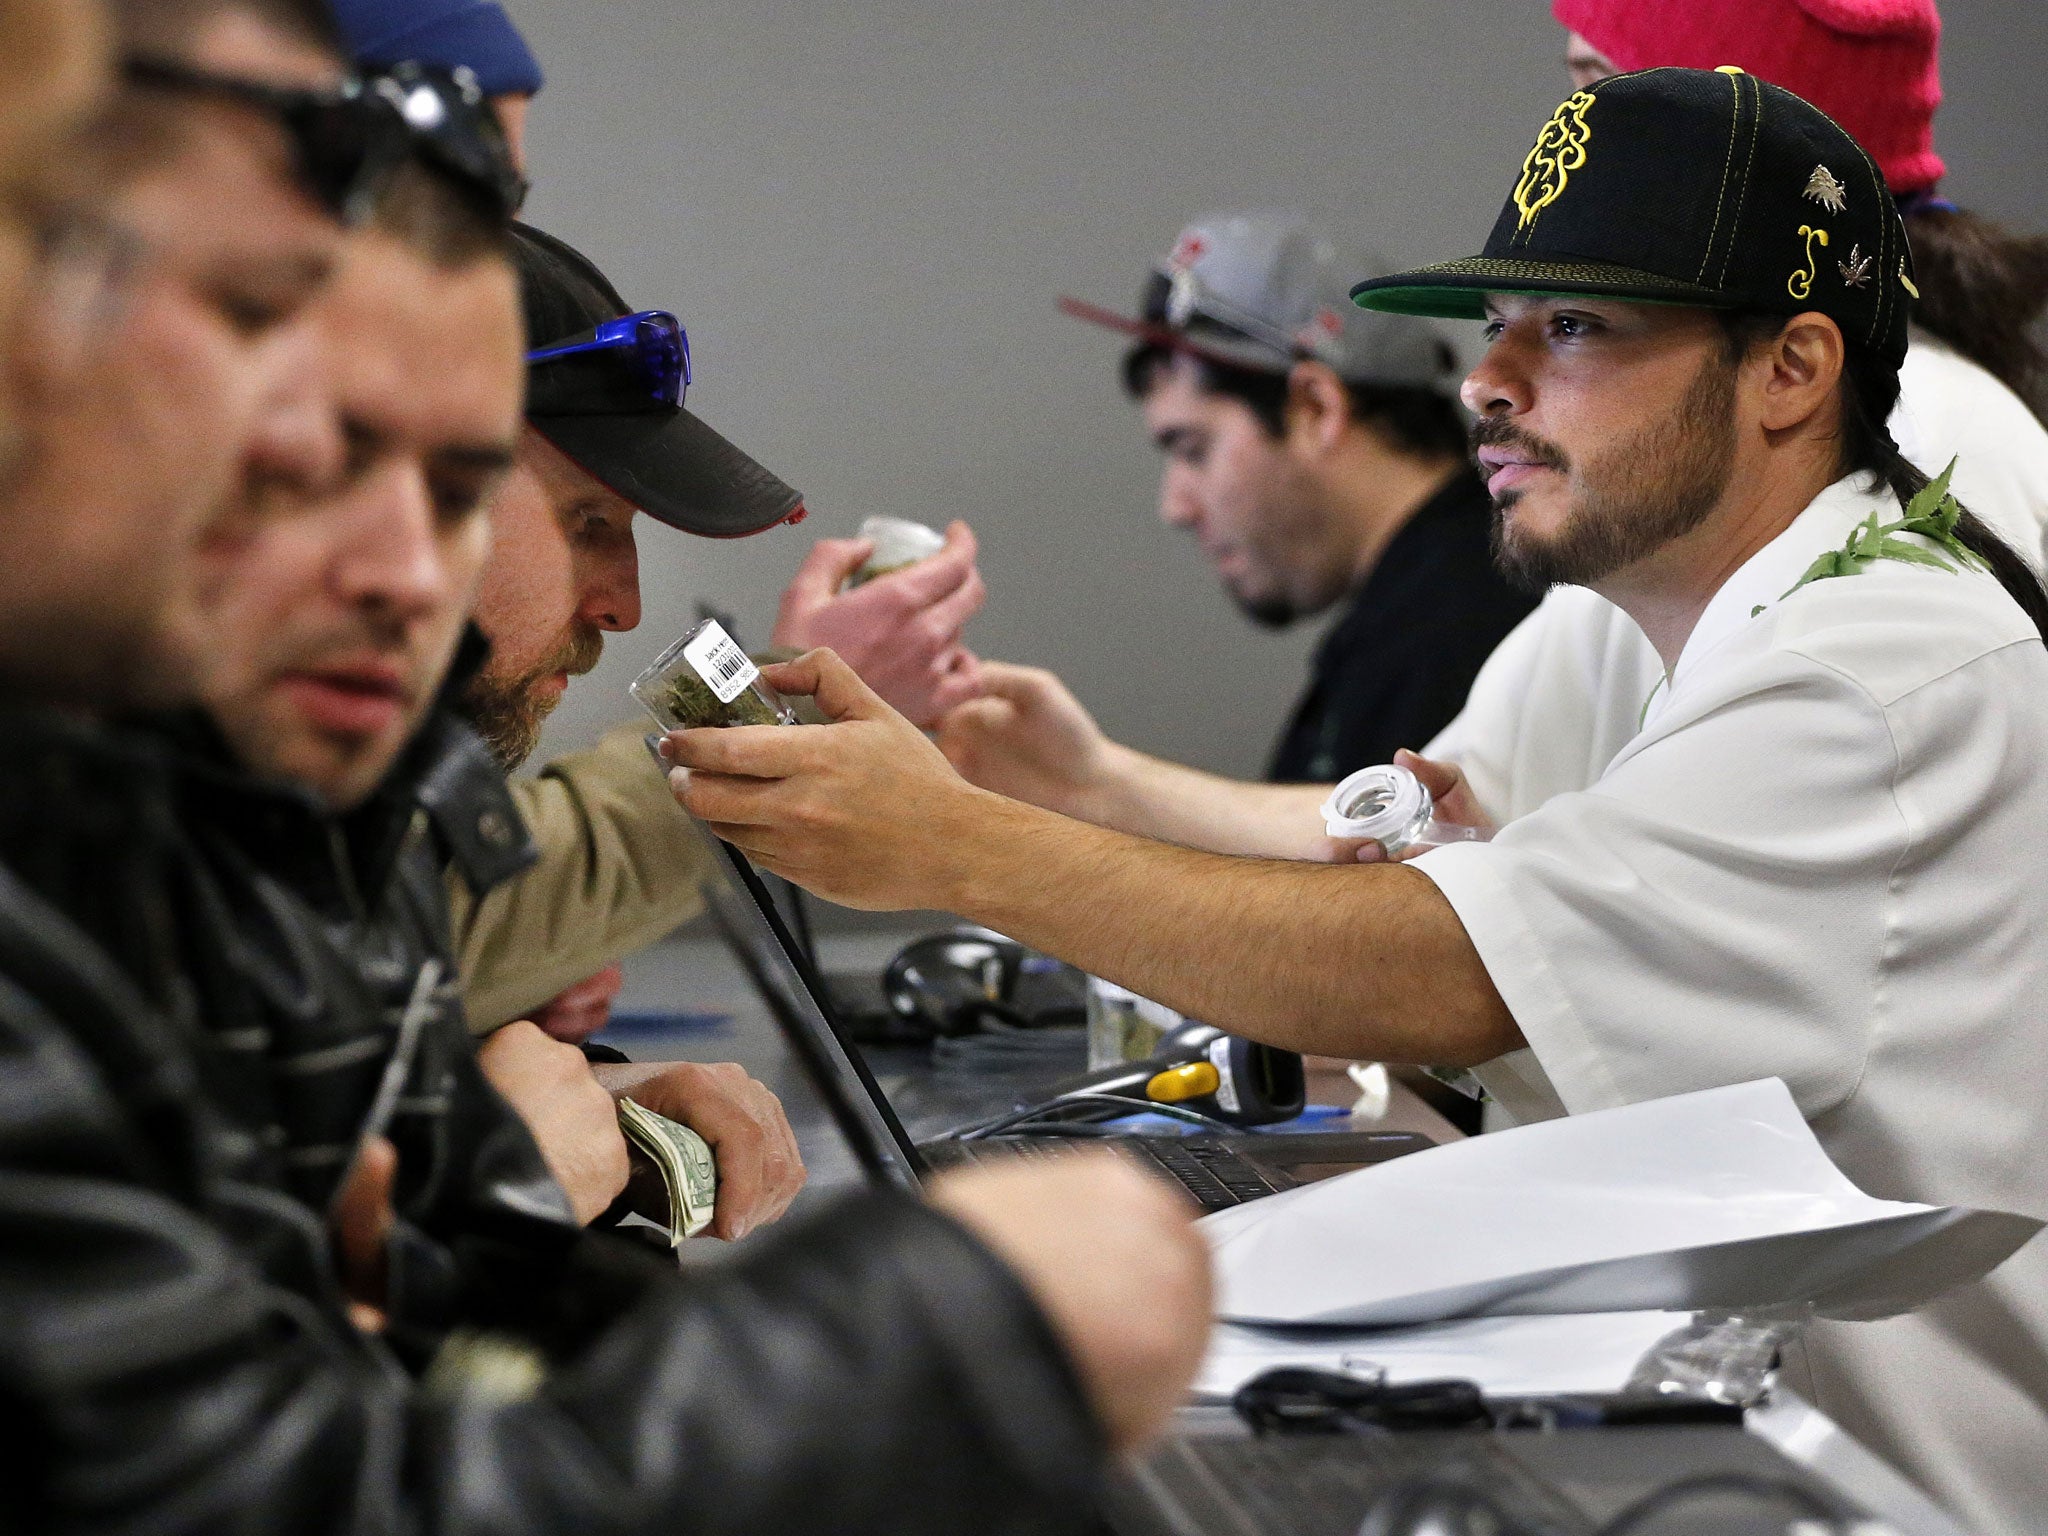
[1419,475,2048,1535]
[1893,330,2048,576]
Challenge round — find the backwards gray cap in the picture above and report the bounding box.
[1060,210,1452,387]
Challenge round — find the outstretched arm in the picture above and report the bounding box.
[937,661,1335,859]
[667,650,1519,1067]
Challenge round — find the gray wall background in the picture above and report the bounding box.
[513,0,2047,781]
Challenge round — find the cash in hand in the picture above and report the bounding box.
[618,1097,718,1244]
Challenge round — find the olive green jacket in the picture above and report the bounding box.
[447,723,713,1033]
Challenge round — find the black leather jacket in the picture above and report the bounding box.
[0,704,1104,1534]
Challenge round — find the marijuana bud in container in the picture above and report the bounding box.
[1320,764,1488,857]
[631,618,797,731]
[845,516,946,588]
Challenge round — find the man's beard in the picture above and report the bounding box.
[1478,353,1739,593]
[460,622,605,770]
[1233,592,1299,630]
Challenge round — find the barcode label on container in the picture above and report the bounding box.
[683,621,759,704]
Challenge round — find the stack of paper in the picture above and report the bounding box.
[1204,1079,2039,1329]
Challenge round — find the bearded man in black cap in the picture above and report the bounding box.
[666,68,2048,1533]
[442,225,995,1231]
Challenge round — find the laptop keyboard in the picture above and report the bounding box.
[1138,1139,1279,1211]
[1126,1434,1590,1536]
[921,1135,1279,1212]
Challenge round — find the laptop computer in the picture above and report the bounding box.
[1102,1410,1873,1536]
[695,832,1878,1534]
[694,828,1432,1212]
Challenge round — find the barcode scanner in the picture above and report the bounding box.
[1047,1022,1306,1129]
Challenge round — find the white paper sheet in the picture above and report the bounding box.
[1204,1079,2041,1327]
[1193,1311,1690,1403]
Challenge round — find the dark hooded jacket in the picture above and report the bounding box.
[0,688,1103,1535]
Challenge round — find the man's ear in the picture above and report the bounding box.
[1756,313,1845,435]
[1284,360,1352,456]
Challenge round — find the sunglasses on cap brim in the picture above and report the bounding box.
[526,311,692,414]
[120,56,525,226]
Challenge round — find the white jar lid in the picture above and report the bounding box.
[1320,764,1426,841]
[857,516,946,567]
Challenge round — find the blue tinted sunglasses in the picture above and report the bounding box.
[527,311,691,413]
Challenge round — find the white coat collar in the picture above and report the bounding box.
[1641,475,1887,729]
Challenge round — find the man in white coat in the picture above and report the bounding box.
[664,69,2048,1535]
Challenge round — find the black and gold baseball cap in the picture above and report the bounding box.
[1350,67,1915,370]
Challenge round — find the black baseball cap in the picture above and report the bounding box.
[1351,67,1914,371]
[514,223,805,539]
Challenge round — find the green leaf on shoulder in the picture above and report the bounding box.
[1904,457,1959,526]
[1776,458,1983,602]
[1873,536,1959,572]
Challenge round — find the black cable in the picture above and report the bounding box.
[1595,1472,1845,1535]
[977,1121,1121,1139]
[942,1092,1241,1141]
[932,1034,1086,1071]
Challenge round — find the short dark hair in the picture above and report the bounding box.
[91,0,343,178]
[1121,341,1467,461]
[109,0,340,54]
[1716,309,2048,643]
[371,157,510,269]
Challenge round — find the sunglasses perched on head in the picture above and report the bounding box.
[359,62,529,217]
[120,56,524,226]
[527,311,692,414]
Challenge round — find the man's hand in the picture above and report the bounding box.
[1326,749,1498,864]
[930,1155,1212,1455]
[935,661,1117,819]
[330,1134,397,1334]
[665,648,992,911]
[769,521,987,727]
[527,963,624,1045]
[593,1060,806,1241]
[477,1021,632,1225]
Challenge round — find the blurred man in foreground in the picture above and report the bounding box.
[0,1,1213,1530]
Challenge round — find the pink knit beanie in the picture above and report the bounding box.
[1553,0,1944,193]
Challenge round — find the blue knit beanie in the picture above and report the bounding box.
[331,0,544,97]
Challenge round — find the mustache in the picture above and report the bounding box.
[530,622,605,684]
[1469,414,1571,474]
[274,623,421,694]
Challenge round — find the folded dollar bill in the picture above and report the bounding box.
[619,1097,718,1243]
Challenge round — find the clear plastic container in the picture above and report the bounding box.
[631,618,797,731]
[1320,764,1489,856]
[1084,977,1182,1071]
[847,516,946,588]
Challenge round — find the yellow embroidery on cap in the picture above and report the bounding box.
[1789,225,1830,300]
[1899,261,1921,299]
[1512,92,1595,233]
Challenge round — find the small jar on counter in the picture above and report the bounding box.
[631,618,798,731]
[1084,977,1182,1072]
